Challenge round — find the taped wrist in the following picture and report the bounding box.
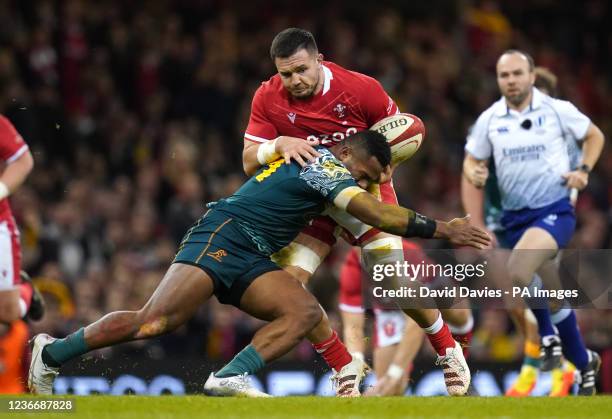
[404,211,436,238]
[256,139,280,165]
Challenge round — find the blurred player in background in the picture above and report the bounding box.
[339,243,475,396]
[243,27,474,395]
[0,115,43,324]
[0,115,44,393]
[463,50,605,395]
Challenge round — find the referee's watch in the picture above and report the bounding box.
[578,164,591,173]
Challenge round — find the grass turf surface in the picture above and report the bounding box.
[1,396,611,419]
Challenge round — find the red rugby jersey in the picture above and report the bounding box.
[244,61,398,146]
[0,115,29,218]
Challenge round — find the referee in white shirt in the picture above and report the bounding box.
[462,50,605,395]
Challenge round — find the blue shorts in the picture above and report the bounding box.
[500,198,576,249]
[173,210,281,307]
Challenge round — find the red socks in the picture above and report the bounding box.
[312,330,352,372]
[423,314,456,356]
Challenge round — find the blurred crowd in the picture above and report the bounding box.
[0,0,610,366]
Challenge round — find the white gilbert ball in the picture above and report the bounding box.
[369,113,425,167]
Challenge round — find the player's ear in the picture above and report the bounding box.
[338,144,351,160]
[317,53,323,65]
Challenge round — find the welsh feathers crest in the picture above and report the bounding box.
[333,103,347,119]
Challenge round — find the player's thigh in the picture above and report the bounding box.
[239,270,321,324]
[0,289,20,323]
[514,227,559,251]
[508,227,558,282]
[0,220,20,322]
[140,263,215,324]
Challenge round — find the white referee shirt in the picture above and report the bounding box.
[465,87,591,210]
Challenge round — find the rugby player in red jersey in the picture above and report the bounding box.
[242,28,473,396]
[0,115,44,325]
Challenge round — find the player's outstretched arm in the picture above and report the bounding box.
[242,137,321,176]
[343,190,491,249]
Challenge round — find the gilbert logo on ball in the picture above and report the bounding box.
[370,113,425,166]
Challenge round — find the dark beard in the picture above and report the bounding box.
[507,89,530,107]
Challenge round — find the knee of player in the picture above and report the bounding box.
[0,296,21,323]
[284,265,312,285]
[285,297,322,331]
[442,309,469,326]
[507,265,532,287]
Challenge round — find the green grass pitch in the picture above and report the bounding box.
[1,396,611,419]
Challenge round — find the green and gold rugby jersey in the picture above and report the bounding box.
[208,147,357,255]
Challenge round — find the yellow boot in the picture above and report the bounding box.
[506,365,538,397]
[550,361,576,397]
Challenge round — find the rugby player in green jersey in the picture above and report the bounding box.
[29,131,490,397]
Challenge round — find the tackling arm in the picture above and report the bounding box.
[341,188,490,248]
[243,139,268,176]
[242,137,321,176]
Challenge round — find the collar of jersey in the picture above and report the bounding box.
[495,87,546,117]
[322,64,333,95]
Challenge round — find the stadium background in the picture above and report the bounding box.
[0,0,610,394]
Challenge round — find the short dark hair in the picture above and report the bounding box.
[350,131,391,168]
[500,49,535,71]
[270,28,318,60]
[534,66,558,97]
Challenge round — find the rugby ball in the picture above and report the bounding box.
[369,113,425,166]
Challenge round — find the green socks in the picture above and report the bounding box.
[215,344,265,378]
[41,329,265,378]
[42,328,89,367]
[523,355,541,368]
